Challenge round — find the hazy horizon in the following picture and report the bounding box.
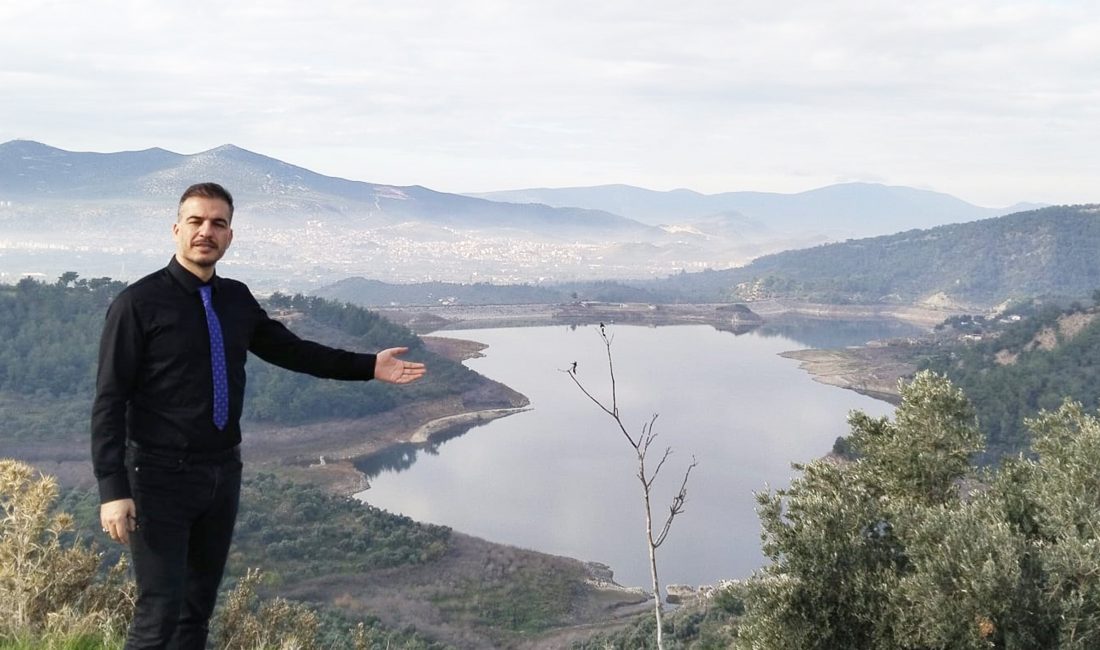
[3,2,1098,207]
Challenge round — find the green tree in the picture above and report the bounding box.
[739,372,1100,649]
[740,372,986,649]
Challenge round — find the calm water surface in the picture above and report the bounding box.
[356,321,914,589]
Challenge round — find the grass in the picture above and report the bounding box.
[0,633,122,650]
[430,563,581,634]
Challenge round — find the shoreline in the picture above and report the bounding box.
[377,299,960,333]
[297,301,946,493]
[408,406,530,444]
[240,333,532,496]
[778,347,913,405]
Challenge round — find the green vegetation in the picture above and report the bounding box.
[588,371,1100,648]
[15,370,1100,647]
[329,534,599,645]
[0,276,125,440]
[229,473,451,582]
[648,204,1100,305]
[242,292,486,424]
[56,473,450,587]
[211,569,446,650]
[32,467,593,648]
[430,569,579,635]
[3,459,447,649]
[740,371,1100,648]
[0,276,491,441]
[921,300,1100,459]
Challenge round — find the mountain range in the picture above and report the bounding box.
[0,139,1045,290]
[470,183,1042,236]
[0,140,649,235]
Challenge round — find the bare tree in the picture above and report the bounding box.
[564,325,697,650]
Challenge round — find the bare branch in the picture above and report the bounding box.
[647,446,673,491]
[653,455,699,548]
[598,325,620,419]
[561,367,639,448]
[639,414,660,462]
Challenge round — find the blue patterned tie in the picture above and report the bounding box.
[199,285,229,430]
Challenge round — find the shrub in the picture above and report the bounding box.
[0,459,133,647]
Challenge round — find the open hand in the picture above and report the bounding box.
[375,347,427,384]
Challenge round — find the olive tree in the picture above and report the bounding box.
[739,371,1100,649]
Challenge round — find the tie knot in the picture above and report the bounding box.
[199,284,212,304]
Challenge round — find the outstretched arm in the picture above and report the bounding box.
[374,347,427,384]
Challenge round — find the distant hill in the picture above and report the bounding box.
[0,140,708,288]
[319,203,1100,309]
[1,140,1055,289]
[921,300,1100,459]
[648,204,1100,308]
[470,182,1042,238]
[0,140,653,236]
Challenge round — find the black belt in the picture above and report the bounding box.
[126,440,240,463]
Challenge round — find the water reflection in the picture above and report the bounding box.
[357,443,420,476]
[756,316,925,349]
[356,423,478,479]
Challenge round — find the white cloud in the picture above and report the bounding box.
[1,0,1097,205]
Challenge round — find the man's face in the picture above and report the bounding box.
[173,196,233,270]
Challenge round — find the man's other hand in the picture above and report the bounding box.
[375,347,427,384]
[100,498,136,545]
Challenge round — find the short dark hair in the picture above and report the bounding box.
[178,182,234,219]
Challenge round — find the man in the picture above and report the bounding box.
[91,182,426,649]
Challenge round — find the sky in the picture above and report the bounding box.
[2,0,1098,207]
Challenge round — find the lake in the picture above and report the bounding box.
[356,319,919,589]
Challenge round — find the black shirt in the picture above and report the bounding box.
[91,257,376,503]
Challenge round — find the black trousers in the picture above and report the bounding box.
[124,444,241,650]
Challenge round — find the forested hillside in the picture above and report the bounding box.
[920,298,1100,459]
[0,275,496,442]
[317,202,1100,309]
[648,204,1100,306]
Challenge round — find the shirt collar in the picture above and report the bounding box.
[166,256,220,294]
